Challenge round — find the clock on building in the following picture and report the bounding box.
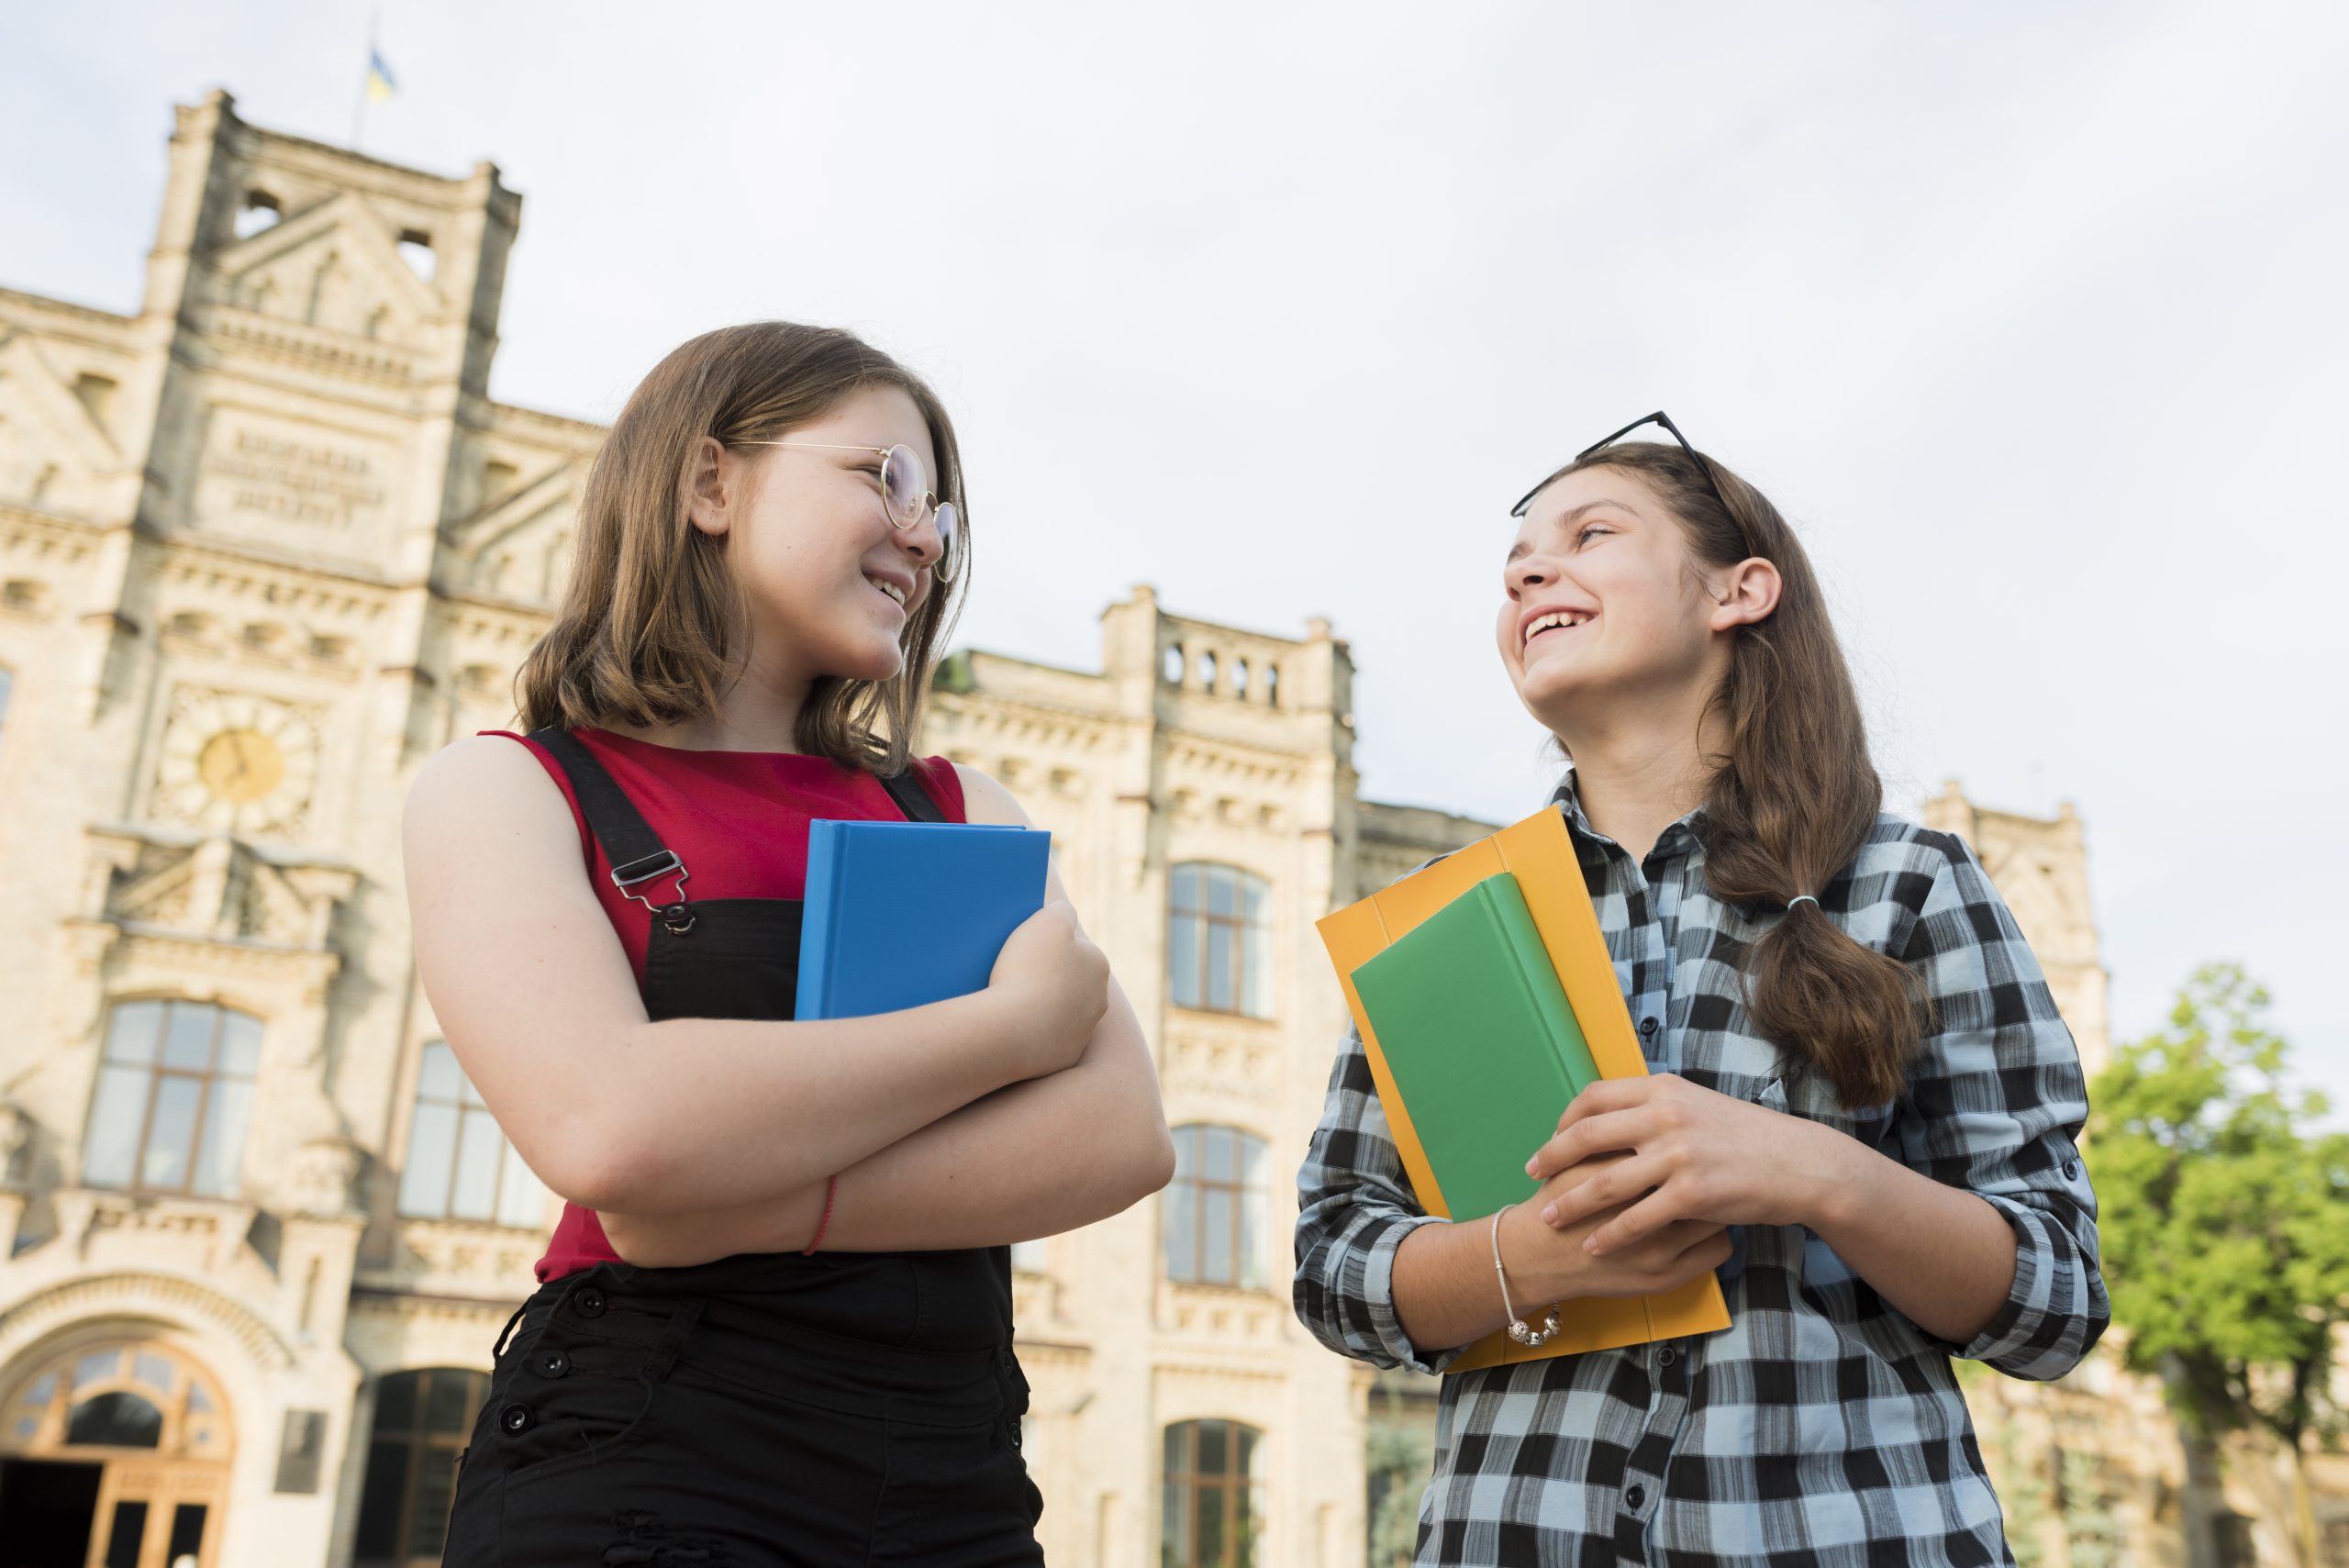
[155,689,323,837]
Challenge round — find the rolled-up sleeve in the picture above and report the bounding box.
[1895,835,2112,1381]
[1293,1019,1460,1373]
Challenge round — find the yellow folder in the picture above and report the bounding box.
[1317,806,1731,1372]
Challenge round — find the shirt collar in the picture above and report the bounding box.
[1549,768,1708,860]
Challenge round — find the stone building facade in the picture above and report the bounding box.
[0,92,1486,1568]
[6,86,2340,1568]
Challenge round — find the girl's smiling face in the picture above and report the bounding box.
[1497,465,1735,732]
[692,383,948,689]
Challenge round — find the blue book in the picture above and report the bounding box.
[796,820,1052,1020]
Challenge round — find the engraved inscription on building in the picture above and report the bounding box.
[196,412,392,536]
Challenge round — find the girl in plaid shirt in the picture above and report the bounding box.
[1294,419,2109,1567]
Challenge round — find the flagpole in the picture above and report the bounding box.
[352,6,379,150]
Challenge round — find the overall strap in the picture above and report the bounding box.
[879,764,948,823]
[528,728,695,930]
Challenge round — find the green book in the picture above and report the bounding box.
[1348,873,1602,1220]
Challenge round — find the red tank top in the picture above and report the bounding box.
[482,728,970,1281]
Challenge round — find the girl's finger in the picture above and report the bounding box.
[1551,1075,1647,1134]
[1540,1153,1664,1229]
[1527,1106,1650,1179]
[1582,1186,1684,1257]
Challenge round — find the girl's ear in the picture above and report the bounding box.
[685,436,731,539]
[1709,557,1782,631]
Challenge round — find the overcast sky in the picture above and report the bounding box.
[7,2,2343,1115]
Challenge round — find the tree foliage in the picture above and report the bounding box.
[2087,962,2349,1450]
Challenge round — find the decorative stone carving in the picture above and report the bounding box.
[0,1099,31,1190]
[284,1136,365,1219]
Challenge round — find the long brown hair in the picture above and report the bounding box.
[1539,442,1926,1107]
[517,322,967,775]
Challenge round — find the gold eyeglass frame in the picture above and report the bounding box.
[738,440,962,582]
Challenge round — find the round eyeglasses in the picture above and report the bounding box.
[739,440,962,583]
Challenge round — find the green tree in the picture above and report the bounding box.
[2089,963,2349,1568]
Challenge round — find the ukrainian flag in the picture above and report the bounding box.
[366,49,397,103]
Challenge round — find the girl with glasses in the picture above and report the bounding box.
[406,321,1174,1566]
[1296,421,2109,1567]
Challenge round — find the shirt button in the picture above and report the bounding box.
[574,1288,607,1318]
[1656,1346,1677,1368]
[534,1349,570,1379]
[1639,1017,1661,1039]
[2064,1160,2080,1180]
[1625,1484,1647,1511]
[499,1403,533,1434]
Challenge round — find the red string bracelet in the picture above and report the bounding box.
[802,1174,840,1255]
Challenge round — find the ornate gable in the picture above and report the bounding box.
[0,331,121,513]
[213,191,441,345]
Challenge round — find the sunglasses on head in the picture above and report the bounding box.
[1508,410,1733,520]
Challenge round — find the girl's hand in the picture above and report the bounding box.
[987,900,1110,1077]
[1500,1153,1736,1304]
[1524,1074,1844,1256]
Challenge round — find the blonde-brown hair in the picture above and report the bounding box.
[1535,442,1929,1107]
[517,322,967,774]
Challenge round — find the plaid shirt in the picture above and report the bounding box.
[1294,784,2109,1567]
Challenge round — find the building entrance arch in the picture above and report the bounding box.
[0,1335,232,1568]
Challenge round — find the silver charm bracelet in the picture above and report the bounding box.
[1489,1205,1562,1347]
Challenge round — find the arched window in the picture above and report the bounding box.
[397,1042,548,1228]
[1162,642,1185,684]
[1162,1125,1268,1289]
[1162,1419,1264,1568]
[353,1368,489,1567]
[83,1001,261,1197]
[1167,864,1272,1018]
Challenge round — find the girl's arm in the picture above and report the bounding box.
[401,736,1108,1216]
[597,768,1174,1262]
[1530,837,2110,1379]
[1292,1018,1731,1368]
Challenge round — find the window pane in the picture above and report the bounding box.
[1238,1424,1258,1473]
[1241,1187,1267,1291]
[1197,1477,1225,1566]
[1170,864,1199,915]
[1203,1126,1235,1181]
[140,1075,202,1189]
[417,1041,463,1103]
[217,1012,262,1076]
[103,1499,148,1568]
[77,1350,123,1385]
[1203,1190,1234,1285]
[1172,1125,1196,1178]
[399,1102,458,1218]
[84,1064,152,1187]
[450,1108,504,1220]
[1197,1419,1228,1474]
[1168,914,1199,1009]
[1163,1178,1196,1284]
[1207,869,1236,917]
[1206,928,1233,1011]
[1241,920,1270,1018]
[104,1002,164,1065]
[1163,1423,1186,1473]
[192,1076,253,1197]
[132,1353,174,1395]
[1243,875,1266,920]
[353,1440,410,1560]
[161,1005,216,1070]
[70,1392,163,1449]
[424,1370,477,1435]
[408,1443,458,1557]
[168,1503,207,1564]
[1163,1471,1190,1565]
[186,1382,210,1413]
[372,1373,419,1434]
[495,1140,546,1229]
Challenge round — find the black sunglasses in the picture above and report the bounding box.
[1508,410,1733,519]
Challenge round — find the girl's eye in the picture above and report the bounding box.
[1575,525,1611,547]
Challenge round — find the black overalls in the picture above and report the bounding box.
[441,730,1043,1568]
